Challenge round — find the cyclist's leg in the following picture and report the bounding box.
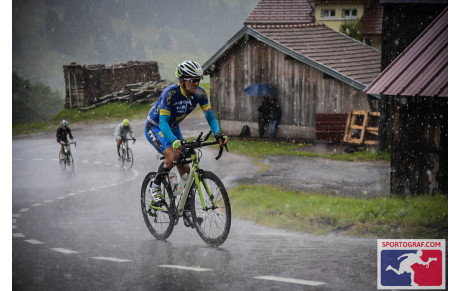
[145,122,173,202]
[115,136,122,156]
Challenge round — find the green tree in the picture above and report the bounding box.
[12,72,63,124]
[340,20,362,41]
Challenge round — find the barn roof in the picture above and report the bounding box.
[203,23,381,92]
[364,8,447,97]
[244,0,314,25]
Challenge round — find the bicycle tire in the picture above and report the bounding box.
[119,148,125,167]
[59,151,66,170]
[190,171,231,247]
[141,172,174,240]
[124,148,133,169]
[68,152,74,171]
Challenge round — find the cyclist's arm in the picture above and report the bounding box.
[159,113,177,143]
[203,109,220,135]
[128,125,134,139]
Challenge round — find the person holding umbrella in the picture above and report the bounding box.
[244,83,276,139]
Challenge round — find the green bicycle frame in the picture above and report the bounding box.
[175,151,217,216]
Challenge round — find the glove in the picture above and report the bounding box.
[172,139,182,150]
[215,132,228,144]
[132,137,136,144]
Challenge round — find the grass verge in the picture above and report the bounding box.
[13,102,153,136]
[229,184,447,239]
[228,137,390,161]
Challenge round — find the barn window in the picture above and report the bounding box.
[284,54,295,61]
[321,9,336,18]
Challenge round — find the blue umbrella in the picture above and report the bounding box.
[244,83,275,97]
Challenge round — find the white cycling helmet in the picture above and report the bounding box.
[175,60,203,79]
[61,120,68,127]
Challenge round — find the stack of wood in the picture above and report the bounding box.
[78,80,172,111]
[63,61,164,109]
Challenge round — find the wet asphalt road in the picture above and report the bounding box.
[13,117,383,290]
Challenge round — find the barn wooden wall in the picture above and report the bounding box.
[209,37,370,133]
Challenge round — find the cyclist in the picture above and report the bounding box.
[56,120,75,158]
[145,60,227,224]
[115,119,136,159]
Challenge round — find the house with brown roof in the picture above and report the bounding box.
[313,0,383,50]
[365,8,447,195]
[203,0,381,140]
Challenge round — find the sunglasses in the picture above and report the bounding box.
[184,78,201,83]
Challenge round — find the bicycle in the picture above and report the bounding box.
[59,142,76,171]
[118,138,134,169]
[141,131,231,247]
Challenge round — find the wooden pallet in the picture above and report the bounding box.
[343,110,380,145]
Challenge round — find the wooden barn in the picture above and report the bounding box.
[365,8,448,195]
[202,0,381,140]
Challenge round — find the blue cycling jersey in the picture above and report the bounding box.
[147,83,218,143]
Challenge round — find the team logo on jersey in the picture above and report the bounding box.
[377,239,445,289]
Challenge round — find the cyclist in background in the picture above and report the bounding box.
[115,119,136,159]
[145,60,227,212]
[56,120,75,158]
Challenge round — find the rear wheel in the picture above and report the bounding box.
[141,172,174,240]
[190,171,231,247]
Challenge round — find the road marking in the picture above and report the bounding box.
[82,160,89,163]
[158,265,212,272]
[32,203,42,207]
[13,233,25,238]
[254,276,326,286]
[51,158,58,161]
[94,161,102,164]
[51,248,79,254]
[32,158,42,161]
[13,213,21,218]
[13,158,23,161]
[44,200,54,203]
[19,208,29,213]
[25,239,44,245]
[91,257,132,263]
[57,197,67,200]
[68,193,76,196]
[78,190,86,193]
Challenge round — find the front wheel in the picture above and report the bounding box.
[190,171,231,247]
[124,148,133,169]
[59,152,66,170]
[68,152,74,171]
[141,172,175,240]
